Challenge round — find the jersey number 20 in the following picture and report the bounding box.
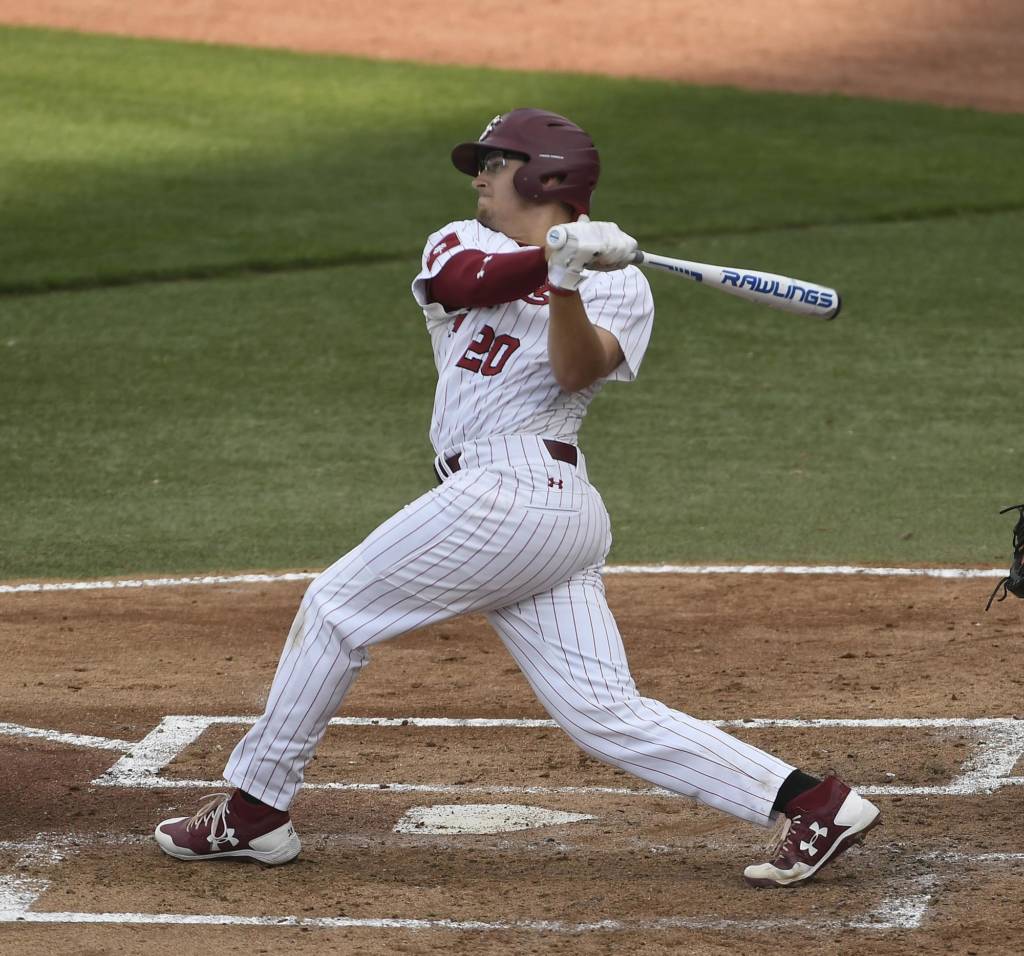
[456,325,521,377]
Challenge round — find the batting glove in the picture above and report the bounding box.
[546,215,604,291]
[587,221,639,271]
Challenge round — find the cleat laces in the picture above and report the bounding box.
[184,793,239,850]
[764,813,797,859]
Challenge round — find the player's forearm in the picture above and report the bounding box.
[547,293,612,392]
[429,248,548,310]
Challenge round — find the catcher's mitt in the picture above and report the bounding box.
[986,504,1024,610]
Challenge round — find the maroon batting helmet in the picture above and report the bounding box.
[451,108,600,216]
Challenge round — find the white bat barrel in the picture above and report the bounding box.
[636,252,841,320]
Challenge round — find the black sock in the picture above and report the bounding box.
[771,770,822,813]
[238,790,269,808]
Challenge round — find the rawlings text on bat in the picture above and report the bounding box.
[630,250,841,320]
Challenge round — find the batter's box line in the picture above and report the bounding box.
[0,833,937,934]
[3,834,1022,935]
[61,714,1021,797]
[0,875,938,934]
[0,721,134,752]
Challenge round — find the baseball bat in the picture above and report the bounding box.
[630,250,841,320]
[545,226,841,320]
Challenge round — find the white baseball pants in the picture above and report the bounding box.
[225,436,794,827]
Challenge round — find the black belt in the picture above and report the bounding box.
[436,439,577,483]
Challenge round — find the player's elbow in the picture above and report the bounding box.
[552,345,622,392]
[554,365,601,393]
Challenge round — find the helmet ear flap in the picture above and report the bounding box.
[531,165,598,217]
[511,166,540,203]
[513,158,596,216]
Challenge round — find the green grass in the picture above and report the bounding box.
[591,211,1024,566]
[2,27,1023,292]
[0,266,437,576]
[1,26,1022,577]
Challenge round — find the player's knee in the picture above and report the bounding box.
[321,616,366,660]
[553,703,610,746]
[560,696,642,738]
[292,586,364,661]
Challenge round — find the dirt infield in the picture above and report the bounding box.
[2,0,1022,112]
[3,572,1022,953]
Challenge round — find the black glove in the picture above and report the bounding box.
[985,504,1024,610]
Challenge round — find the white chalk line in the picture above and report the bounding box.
[90,774,1024,800]
[137,714,1024,799]
[2,833,1020,934]
[0,858,938,934]
[0,868,951,933]
[0,908,925,932]
[0,571,317,595]
[96,712,1024,798]
[2,715,1021,798]
[5,834,1020,864]
[0,721,133,752]
[181,715,1024,729]
[0,830,897,933]
[0,563,1006,594]
[4,833,1022,865]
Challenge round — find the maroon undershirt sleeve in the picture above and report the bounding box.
[428,247,549,311]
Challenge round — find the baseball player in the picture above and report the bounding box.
[156,109,881,888]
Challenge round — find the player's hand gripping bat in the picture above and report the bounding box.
[546,225,842,320]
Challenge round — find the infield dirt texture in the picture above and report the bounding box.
[1,3,1023,955]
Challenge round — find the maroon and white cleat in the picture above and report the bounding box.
[155,791,301,865]
[743,775,881,888]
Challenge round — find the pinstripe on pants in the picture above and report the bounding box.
[224,436,794,826]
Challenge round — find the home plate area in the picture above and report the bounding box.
[392,804,596,834]
[2,713,1023,946]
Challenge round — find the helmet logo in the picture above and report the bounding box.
[479,114,503,141]
[538,153,564,159]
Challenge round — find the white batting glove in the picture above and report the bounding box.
[587,221,639,271]
[545,215,604,291]
[546,217,639,289]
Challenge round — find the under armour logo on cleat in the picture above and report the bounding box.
[208,828,240,850]
[800,821,828,856]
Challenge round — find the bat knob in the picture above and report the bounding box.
[546,226,568,250]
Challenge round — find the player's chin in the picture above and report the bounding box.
[475,206,494,229]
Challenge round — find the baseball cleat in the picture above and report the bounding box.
[743,775,880,888]
[155,791,301,865]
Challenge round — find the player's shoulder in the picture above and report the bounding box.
[424,219,518,252]
[427,218,476,239]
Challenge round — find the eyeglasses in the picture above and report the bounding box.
[477,150,515,175]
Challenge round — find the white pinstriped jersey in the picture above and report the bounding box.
[411,219,655,455]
